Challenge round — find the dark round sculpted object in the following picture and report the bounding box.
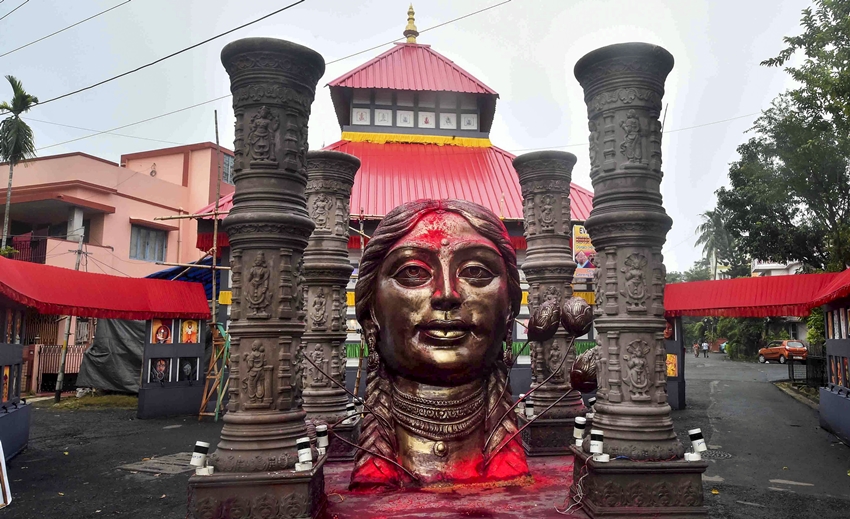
[570,345,599,394]
[560,296,594,337]
[527,299,561,342]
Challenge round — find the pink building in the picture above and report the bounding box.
[1,142,234,278]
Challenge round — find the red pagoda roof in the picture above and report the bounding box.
[195,142,593,222]
[327,43,497,95]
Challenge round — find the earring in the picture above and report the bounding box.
[503,318,514,367]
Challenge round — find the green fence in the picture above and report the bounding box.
[345,339,597,359]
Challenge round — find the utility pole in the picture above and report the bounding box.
[54,233,85,403]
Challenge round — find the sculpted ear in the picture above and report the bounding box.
[362,308,380,350]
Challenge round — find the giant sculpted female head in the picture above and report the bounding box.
[351,199,529,489]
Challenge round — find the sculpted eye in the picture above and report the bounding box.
[393,265,431,286]
[459,265,495,283]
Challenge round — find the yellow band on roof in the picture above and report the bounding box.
[341,131,492,148]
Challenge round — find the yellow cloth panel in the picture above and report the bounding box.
[218,290,232,305]
[574,291,596,305]
[341,131,491,148]
[347,292,356,306]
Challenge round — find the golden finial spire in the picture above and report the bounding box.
[404,4,419,43]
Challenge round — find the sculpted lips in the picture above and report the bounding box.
[418,319,473,342]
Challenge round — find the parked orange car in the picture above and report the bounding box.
[758,340,808,364]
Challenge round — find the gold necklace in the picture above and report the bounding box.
[391,385,485,441]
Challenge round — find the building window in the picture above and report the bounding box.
[130,225,168,262]
[222,155,235,184]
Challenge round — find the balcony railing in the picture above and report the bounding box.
[7,235,47,264]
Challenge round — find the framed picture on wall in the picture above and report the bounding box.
[178,357,200,382]
[148,358,171,384]
[352,107,370,125]
[3,309,11,344]
[151,319,173,344]
[841,311,847,340]
[1,366,9,402]
[397,110,414,127]
[842,308,850,338]
[418,111,435,128]
[836,310,842,339]
[180,320,200,344]
[844,357,849,389]
[374,109,392,126]
[461,113,478,130]
[828,311,834,339]
[830,356,837,385]
[440,113,457,129]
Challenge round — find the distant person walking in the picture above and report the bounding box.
[693,341,699,358]
[701,341,709,358]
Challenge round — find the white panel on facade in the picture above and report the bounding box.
[352,107,370,125]
[418,111,436,128]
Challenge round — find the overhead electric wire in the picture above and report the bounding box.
[25,116,183,146]
[0,0,29,22]
[30,0,517,149]
[0,1,132,58]
[35,94,231,151]
[1,0,306,114]
[325,0,513,65]
[506,112,762,154]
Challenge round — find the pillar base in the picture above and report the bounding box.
[188,456,326,519]
[518,413,584,456]
[569,446,707,518]
[327,418,360,462]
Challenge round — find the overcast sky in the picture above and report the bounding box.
[0,0,810,271]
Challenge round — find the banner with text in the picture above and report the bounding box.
[573,225,597,281]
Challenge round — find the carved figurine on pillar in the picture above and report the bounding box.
[187,38,327,519]
[569,42,707,518]
[513,151,587,456]
[301,150,361,461]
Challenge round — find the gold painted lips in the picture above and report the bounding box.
[419,320,472,342]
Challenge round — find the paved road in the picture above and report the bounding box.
[4,355,849,519]
[3,404,223,519]
[673,353,850,519]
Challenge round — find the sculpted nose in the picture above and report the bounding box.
[431,271,461,311]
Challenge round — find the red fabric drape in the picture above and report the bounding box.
[195,232,229,256]
[664,272,842,318]
[0,256,210,320]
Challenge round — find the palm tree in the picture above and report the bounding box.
[695,208,732,279]
[0,75,38,252]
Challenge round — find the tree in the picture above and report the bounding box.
[717,97,849,271]
[666,257,712,285]
[718,1,850,272]
[695,208,733,279]
[0,76,38,252]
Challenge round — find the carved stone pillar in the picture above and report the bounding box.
[570,43,706,518]
[188,38,326,519]
[302,150,360,460]
[513,151,586,455]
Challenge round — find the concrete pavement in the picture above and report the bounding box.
[672,352,850,518]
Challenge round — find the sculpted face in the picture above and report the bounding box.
[373,211,511,385]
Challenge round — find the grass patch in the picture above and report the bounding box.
[776,381,820,404]
[40,394,138,410]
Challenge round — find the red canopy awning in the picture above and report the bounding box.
[0,256,210,320]
[664,272,842,318]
